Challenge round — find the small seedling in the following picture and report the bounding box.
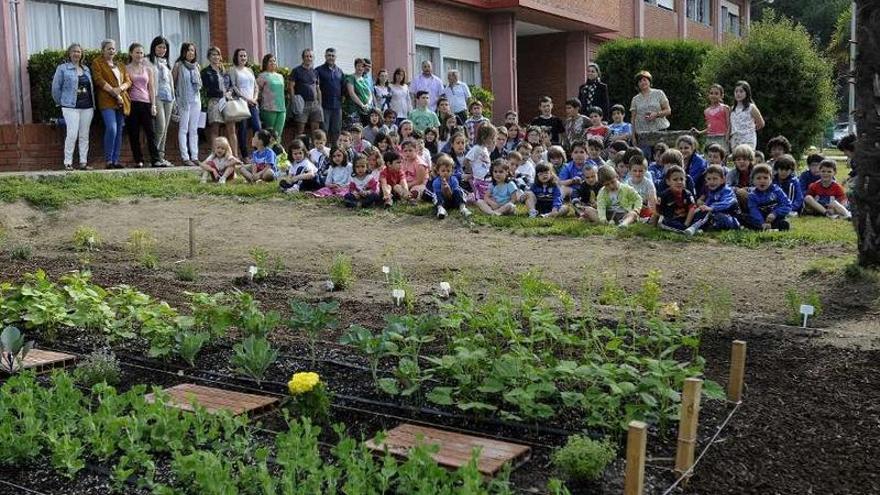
[249,246,285,281]
[175,262,199,282]
[10,244,32,261]
[73,349,121,387]
[72,226,101,252]
[127,229,158,269]
[329,253,354,290]
[1,326,34,373]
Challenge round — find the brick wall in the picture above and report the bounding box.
[414,0,492,92]
[687,20,714,43]
[522,0,619,32]
[0,122,216,172]
[516,33,566,123]
[618,0,635,38]
[209,0,229,57]
[644,4,679,40]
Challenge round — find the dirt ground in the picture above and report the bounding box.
[2,196,880,494]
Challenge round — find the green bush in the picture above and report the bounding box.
[469,85,494,119]
[698,14,836,157]
[596,39,713,130]
[552,435,616,482]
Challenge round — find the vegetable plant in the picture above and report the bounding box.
[71,225,101,252]
[249,246,285,281]
[231,335,278,385]
[552,435,616,483]
[329,253,354,290]
[73,348,121,387]
[127,229,158,269]
[1,325,34,373]
[288,299,338,366]
[176,330,211,367]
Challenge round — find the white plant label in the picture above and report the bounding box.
[382,266,390,282]
[439,282,451,298]
[392,289,405,306]
[800,304,815,328]
[247,265,258,281]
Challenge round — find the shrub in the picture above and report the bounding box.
[697,14,836,157]
[73,349,121,387]
[552,435,616,482]
[127,229,158,269]
[175,263,199,282]
[72,226,101,252]
[596,39,713,131]
[469,85,495,119]
[329,253,354,290]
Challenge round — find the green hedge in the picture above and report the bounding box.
[596,39,714,131]
[697,14,836,157]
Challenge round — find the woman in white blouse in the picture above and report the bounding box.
[229,48,261,159]
[388,67,411,126]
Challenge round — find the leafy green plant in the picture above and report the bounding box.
[340,325,398,386]
[636,270,663,315]
[784,289,823,325]
[287,372,331,424]
[187,291,235,339]
[249,246,285,281]
[127,229,158,269]
[10,244,32,261]
[176,331,210,367]
[72,226,101,252]
[389,266,416,310]
[288,300,338,366]
[231,336,278,385]
[1,326,34,373]
[598,271,628,306]
[175,262,199,282]
[695,283,733,330]
[73,349,121,387]
[329,253,354,290]
[552,435,616,482]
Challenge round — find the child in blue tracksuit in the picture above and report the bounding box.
[431,154,472,219]
[677,135,707,194]
[798,153,823,193]
[744,163,792,231]
[526,162,568,217]
[773,154,803,214]
[687,165,740,234]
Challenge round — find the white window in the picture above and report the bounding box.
[264,4,371,73]
[686,0,710,24]
[265,18,312,69]
[415,30,482,87]
[124,3,209,58]
[722,1,741,36]
[26,0,118,54]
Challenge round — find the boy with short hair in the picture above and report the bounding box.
[799,153,824,193]
[648,142,669,188]
[726,144,755,210]
[349,124,372,154]
[653,165,697,233]
[803,159,851,219]
[562,98,589,150]
[743,163,792,231]
[509,150,535,191]
[504,110,519,127]
[337,130,355,164]
[594,164,642,227]
[309,128,330,180]
[529,96,565,145]
[380,150,409,208]
[766,135,791,166]
[432,154,472,219]
[772,154,804,214]
[608,104,633,144]
[465,100,490,146]
[408,90,441,134]
[558,140,589,198]
[686,164,740,234]
[573,166,603,220]
[586,137,606,168]
[279,140,320,193]
[585,107,609,142]
[626,155,657,220]
[656,149,696,196]
[705,143,727,172]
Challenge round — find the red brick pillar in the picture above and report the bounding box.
[209,0,229,57]
[712,0,722,44]
[489,13,517,124]
[382,0,414,78]
[225,0,266,58]
[566,32,589,102]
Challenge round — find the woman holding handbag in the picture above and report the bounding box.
[92,38,131,169]
[149,36,174,167]
[201,47,239,157]
[230,48,260,160]
[173,42,202,166]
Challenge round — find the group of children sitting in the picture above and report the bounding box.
[195,94,854,234]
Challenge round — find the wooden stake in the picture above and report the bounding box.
[674,378,703,479]
[624,420,647,495]
[188,217,195,259]
[727,340,747,403]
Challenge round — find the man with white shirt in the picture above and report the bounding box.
[442,69,471,123]
[410,60,444,111]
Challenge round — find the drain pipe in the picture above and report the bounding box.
[9,0,25,124]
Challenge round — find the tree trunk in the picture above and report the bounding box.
[853,1,880,267]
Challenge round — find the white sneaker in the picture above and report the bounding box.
[529,210,538,218]
[684,226,697,236]
[218,176,226,185]
[459,205,472,217]
[437,206,447,219]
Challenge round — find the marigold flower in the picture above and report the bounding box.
[288,372,320,395]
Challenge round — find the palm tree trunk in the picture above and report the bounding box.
[853,1,880,267]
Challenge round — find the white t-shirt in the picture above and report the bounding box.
[389,84,411,118]
[626,175,656,204]
[233,67,257,100]
[515,160,536,186]
[465,144,491,181]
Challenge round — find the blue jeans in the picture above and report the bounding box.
[236,104,261,158]
[322,107,342,144]
[100,108,125,163]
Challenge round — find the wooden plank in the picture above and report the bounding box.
[366,423,531,476]
[7,349,77,374]
[145,384,278,416]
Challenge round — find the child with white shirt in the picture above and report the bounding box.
[309,129,330,179]
[463,124,496,202]
[279,140,320,193]
[508,151,534,192]
[312,146,352,198]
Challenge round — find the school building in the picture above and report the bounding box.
[0,0,749,169]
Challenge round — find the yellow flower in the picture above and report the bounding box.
[288,372,320,395]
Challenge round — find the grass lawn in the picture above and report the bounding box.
[0,171,857,249]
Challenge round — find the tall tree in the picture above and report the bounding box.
[753,0,850,46]
[852,0,880,267]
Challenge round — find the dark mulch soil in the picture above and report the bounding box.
[1,259,878,494]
